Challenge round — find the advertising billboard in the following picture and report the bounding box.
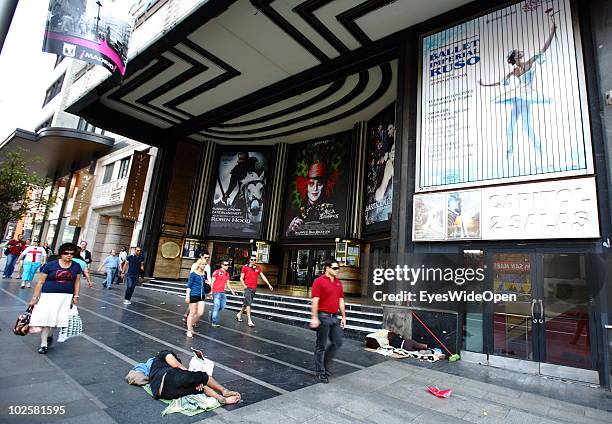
[418,0,592,191]
[413,177,599,241]
[208,150,270,238]
[43,0,134,76]
[283,135,349,239]
[364,103,395,231]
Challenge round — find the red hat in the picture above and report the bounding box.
[307,162,327,179]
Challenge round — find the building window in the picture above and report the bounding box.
[117,158,130,179]
[77,118,96,132]
[42,73,65,107]
[102,163,115,184]
[35,116,53,132]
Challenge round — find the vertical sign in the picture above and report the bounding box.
[121,151,150,221]
[69,170,95,227]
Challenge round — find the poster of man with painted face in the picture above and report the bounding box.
[283,137,349,238]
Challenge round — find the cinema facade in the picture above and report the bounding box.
[68,0,612,387]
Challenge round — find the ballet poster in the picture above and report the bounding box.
[418,0,593,192]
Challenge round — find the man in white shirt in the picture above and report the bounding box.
[18,239,47,288]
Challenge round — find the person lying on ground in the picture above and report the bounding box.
[148,350,240,404]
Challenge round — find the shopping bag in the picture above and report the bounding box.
[57,306,83,342]
[427,386,452,398]
[13,305,34,336]
[188,355,214,376]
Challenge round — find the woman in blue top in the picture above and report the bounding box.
[28,243,82,354]
[185,262,210,338]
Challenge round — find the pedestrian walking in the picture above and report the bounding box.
[97,249,120,289]
[185,262,210,337]
[309,259,346,383]
[73,248,93,288]
[117,246,128,284]
[28,242,82,354]
[3,234,26,278]
[210,261,235,327]
[79,241,92,268]
[18,239,47,288]
[183,251,211,324]
[42,242,53,256]
[121,246,145,305]
[235,254,273,328]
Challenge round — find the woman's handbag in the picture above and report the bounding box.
[13,305,34,336]
[57,306,83,342]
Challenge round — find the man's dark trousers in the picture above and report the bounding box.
[314,312,343,375]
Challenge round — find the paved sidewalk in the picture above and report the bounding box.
[203,360,612,424]
[1,276,611,423]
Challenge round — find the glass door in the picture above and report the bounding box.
[485,251,597,382]
[490,253,537,364]
[537,253,597,382]
[288,249,310,286]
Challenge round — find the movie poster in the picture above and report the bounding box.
[43,0,134,76]
[446,190,480,239]
[418,0,592,191]
[209,150,269,238]
[364,104,395,229]
[283,136,349,238]
[412,193,445,241]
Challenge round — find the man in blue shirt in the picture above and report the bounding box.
[121,247,145,305]
[98,249,121,289]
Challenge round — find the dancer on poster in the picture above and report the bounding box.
[478,12,557,162]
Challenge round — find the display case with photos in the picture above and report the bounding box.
[254,241,270,264]
[182,239,206,259]
[335,240,360,267]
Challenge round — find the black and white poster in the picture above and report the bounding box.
[209,150,269,238]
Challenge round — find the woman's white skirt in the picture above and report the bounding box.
[29,293,73,329]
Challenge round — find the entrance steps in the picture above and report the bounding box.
[143,279,382,339]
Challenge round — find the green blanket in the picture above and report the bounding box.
[143,384,221,416]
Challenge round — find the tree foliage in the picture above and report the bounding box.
[0,148,52,236]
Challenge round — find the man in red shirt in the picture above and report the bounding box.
[309,259,346,383]
[3,234,26,278]
[210,261,235,327]
[236,254,273,327]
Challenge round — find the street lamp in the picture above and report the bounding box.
[94,0,102,40]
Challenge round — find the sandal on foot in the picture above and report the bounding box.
[235,315,243,322]
[247,322,255,328]
[186,331,193,338]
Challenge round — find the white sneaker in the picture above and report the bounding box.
[26,283,31,288]
[20,282,25,288]
[123,300,131,305]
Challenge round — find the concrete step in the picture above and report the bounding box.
[142,279,382,339]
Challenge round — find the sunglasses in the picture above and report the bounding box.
[331,267,340,270]
[222,263,229,266]
[203,256,210,259]
[250,257,257,261]
[61,251,75,256]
